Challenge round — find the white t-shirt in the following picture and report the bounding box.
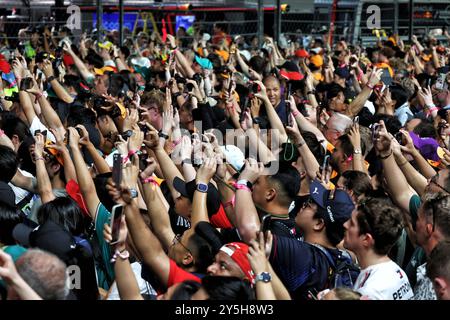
[30,116,56,142]
[354,260,413,300]
[107,262,156,300]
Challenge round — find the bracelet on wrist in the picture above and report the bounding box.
[379,150,393,160]
[141,177,159,186]
[35,157,45,162]
[367,83,375,90]
[158,131,169,140]
[110,249,130,263]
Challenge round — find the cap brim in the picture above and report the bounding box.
[12,222,37,247]
[173,176,189,198]
[280,70,304,81]
[309,180,327,208]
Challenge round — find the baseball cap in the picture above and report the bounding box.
[295,49,309,58]
[309,179,354,234]
[194,55,213,70]
[0,181,16,207]
[279,61,304,81]
[409,132,440,161]
[219,242,255,284]
[0,54,11,74]
[334,67,351,80]
[13,220,77,263]
[173,177,232,229]
[310,54,323,67]
[98,41,113,51]
[45,141,64,166]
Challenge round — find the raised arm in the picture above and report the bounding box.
[76,125,111,174]
[191,158,217,229]
[375,121,417,213]
[234,159,263,243]
[49,128,77,183]
[346,68,382,118]
[68,127,101,219]
[62,41,95,82]
[40,60,74,104]
[33,133,55,204]
[254,80,288,143]
[103,217,143,300]
[138,158,174,251]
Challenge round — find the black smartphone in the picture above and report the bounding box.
[394,132,403,145]
[380,68,393,86]
[371,123,381,141]
[75,127,84,137]
[353,116,359,125]
[112,153,123,187]
[34,129,41,136]
[186,83,194,92]
[260,214,272,233]
[20,77,33,91]
[110,204,124,245]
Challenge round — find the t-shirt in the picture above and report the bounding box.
[107,262,157,300]
[409,195,421,229]
[9,169,34,206]
[269,218,299,239]
[29,116,56,142]
[94,202,114,290]
[412,263,437,300]
[354,260,413,300]
[167,259,201,288]
[269,235,335,300]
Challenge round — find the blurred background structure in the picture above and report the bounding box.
[0,0,449,49]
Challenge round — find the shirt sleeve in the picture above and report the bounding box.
[95,202,115,286]
[167,259,201,288]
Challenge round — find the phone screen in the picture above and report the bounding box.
[112,153,123,187]
[110,204,124,244]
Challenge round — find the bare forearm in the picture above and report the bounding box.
[60,148,77,183]
[154,147,184,198]
[36,160,55,204]
[262,97,287,142]
[175,51,195,78]
[49,79,74,104]
[347,86,372,117]
[68,51,95,81]
[86,144,111,174]
[410,150,436,180]
[114,254,143,300]
[235,190,259,243]
[37,95,65,137]
[140,183,173,250]
[19,91,37,126]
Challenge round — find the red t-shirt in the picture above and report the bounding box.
[167,259,201,288]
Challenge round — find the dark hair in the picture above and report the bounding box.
[37,197,85,236]
[0,145,19,182]
[249,56,265,74]
[356,197,403,255]
[187,232,214,273]
[389,85,409,110]
[341,171,373,198]
[421,193,450,239]
[326,83,345,103]
[17,136,36,175]
[170,280,201,300]
[267,162,301,207]
[85,49,104,69]
[0,112,31,143]
[302,131,326,164]
[119,46,130,59]
[201,276,255,300]
[0,203,23,245]
[426,240,450,284]
[93,173,116,213]
[413,119,437,139]
[372,114,402,136]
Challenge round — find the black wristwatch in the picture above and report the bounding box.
[158,131,169,140]
[47,75,56,82]
[255,272,272,283]
[253,117,262,125]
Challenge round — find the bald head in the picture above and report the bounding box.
[15,249,68,300]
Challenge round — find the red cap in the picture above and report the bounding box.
[295,49,309,58]
[0,54,11,74]
[220,242,255,284]
[65,179,89,217]
[63,53,75,67]
[280,69,304,81]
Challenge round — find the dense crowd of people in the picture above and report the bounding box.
[0,20,450,301]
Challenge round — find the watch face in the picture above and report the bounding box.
[197,183,208,192]
[130,189,138,198]
[258,272,271,283]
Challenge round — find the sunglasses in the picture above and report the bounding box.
[428,174,450,195]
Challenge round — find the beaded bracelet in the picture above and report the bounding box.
[110,249,129,263]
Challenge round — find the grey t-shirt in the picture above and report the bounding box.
[28,189,68,223]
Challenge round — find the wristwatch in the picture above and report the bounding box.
[237,179,253,190]
[129,188,138,199]
[353,149,362,154]
[253,117,262,125]
[196,183,209,193]
[255,272,272,283]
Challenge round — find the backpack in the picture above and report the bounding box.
[313,244,360,289]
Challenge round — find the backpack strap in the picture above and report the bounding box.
[311,243,336,269]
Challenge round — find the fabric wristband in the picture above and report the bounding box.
[141,177,159,186]
[110,249,130,263]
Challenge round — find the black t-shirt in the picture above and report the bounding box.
[269,235,342,300]
[269,218,299,239]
